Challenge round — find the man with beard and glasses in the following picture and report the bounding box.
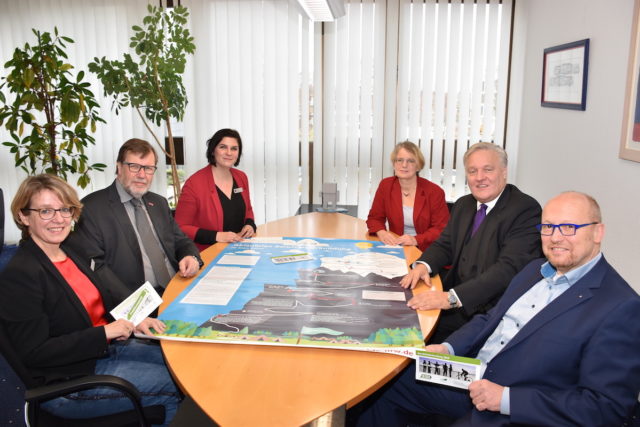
[72,138,203,297]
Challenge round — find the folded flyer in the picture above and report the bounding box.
[415,350,485,389]
[110,281,162,326]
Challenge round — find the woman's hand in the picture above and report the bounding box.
[396,234,418,246]
[135,317,166,336]
[217,231,243,243]
[239,225,255,238]
[376,230,400,246]
[104,319,135,341]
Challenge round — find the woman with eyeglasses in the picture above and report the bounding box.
[175,128,256,250]
[367,141,450,251]
[0,174,180,424]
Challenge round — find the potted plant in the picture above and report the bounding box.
[89,4,196,201]
[0,28,106,188]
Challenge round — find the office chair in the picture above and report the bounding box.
[1,188,4,256]
[0,323,165,427]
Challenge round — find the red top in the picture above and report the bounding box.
[175,165,255,251]
[53,257,108,327]
[366,176,450,251]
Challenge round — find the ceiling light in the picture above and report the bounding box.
[296,0,345,21]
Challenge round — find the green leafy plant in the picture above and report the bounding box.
[89,4,195,201]
[0,28,106,188]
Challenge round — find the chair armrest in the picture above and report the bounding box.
[25,374,142,402]
[25,375,147,425]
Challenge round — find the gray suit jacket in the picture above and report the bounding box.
[71,181,201,296]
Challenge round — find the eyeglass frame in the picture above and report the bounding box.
[535,222,599,236]
[122,161,158,175]
[394,158,417,165]
[21,207,76,220]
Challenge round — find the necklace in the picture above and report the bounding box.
[402,190,412,197]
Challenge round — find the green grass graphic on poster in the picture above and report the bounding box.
[157,237,424,353]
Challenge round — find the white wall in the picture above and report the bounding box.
[510,0,640,292]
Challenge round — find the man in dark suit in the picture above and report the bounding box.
[401,142,542,342]
[354,192,640,426]
[73,138,202,296]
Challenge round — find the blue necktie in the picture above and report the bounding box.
[471,204,487,236]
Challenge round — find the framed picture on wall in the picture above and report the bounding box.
[541,39,589,110]
[620,0,640,162]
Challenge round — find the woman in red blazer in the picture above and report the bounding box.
[175,129,256,251]
[366,141,449,251]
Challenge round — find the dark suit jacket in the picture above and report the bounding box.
[0,239,115,385]
[366,176,450,251]
[72,181,201,294]
[448,257,640,426]
[417,184,542,317]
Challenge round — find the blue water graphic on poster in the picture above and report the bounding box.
[157,237,424,350]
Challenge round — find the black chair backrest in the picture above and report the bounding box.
[1,188,4,254]
[0,321,39,389]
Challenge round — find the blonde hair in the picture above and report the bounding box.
[390,141,426,170]
[11,174,83,240]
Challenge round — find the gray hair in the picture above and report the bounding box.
[463,142,508,168]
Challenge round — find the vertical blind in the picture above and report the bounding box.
[318,0,387,218]
[318,0,513,217]
[0,0,512,242]
[182,0,313,226]
[0,0,163,244]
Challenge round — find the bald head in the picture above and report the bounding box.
[541,192,604,274]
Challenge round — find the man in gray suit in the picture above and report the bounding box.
[73,138,202,296]
[401,142,542,343]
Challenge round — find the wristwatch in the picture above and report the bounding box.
[447,290,459,309]
[192,255,204,269]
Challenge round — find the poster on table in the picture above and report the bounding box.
[156,237,424,355]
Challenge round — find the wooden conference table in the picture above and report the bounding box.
[159,212,441,426]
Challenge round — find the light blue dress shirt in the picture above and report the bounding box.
[444,252,602,415]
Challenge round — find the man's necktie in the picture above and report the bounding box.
[471,203,487,236]
[130,198,172,288]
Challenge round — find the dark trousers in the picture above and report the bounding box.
[349,365,472,427]
[426,308,470,344]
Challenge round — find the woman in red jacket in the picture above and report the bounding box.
[366,141,449,251]
[175,129,256,251]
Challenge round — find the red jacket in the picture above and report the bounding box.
[175,166,254,251]
[366,176,449,251]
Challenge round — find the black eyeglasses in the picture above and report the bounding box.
[22,207,75,220]
[536,222,598,236]
[122,162,157,175]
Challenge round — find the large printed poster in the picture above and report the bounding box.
[157,237,424,353]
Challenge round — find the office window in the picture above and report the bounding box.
[316,0,513,217]
[0,0,163,247]
[0,0,512,243]
[183,0,314,225]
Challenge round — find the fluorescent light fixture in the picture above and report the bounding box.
[296,0,345,21]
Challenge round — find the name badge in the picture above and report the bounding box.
[234,187,244,194]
